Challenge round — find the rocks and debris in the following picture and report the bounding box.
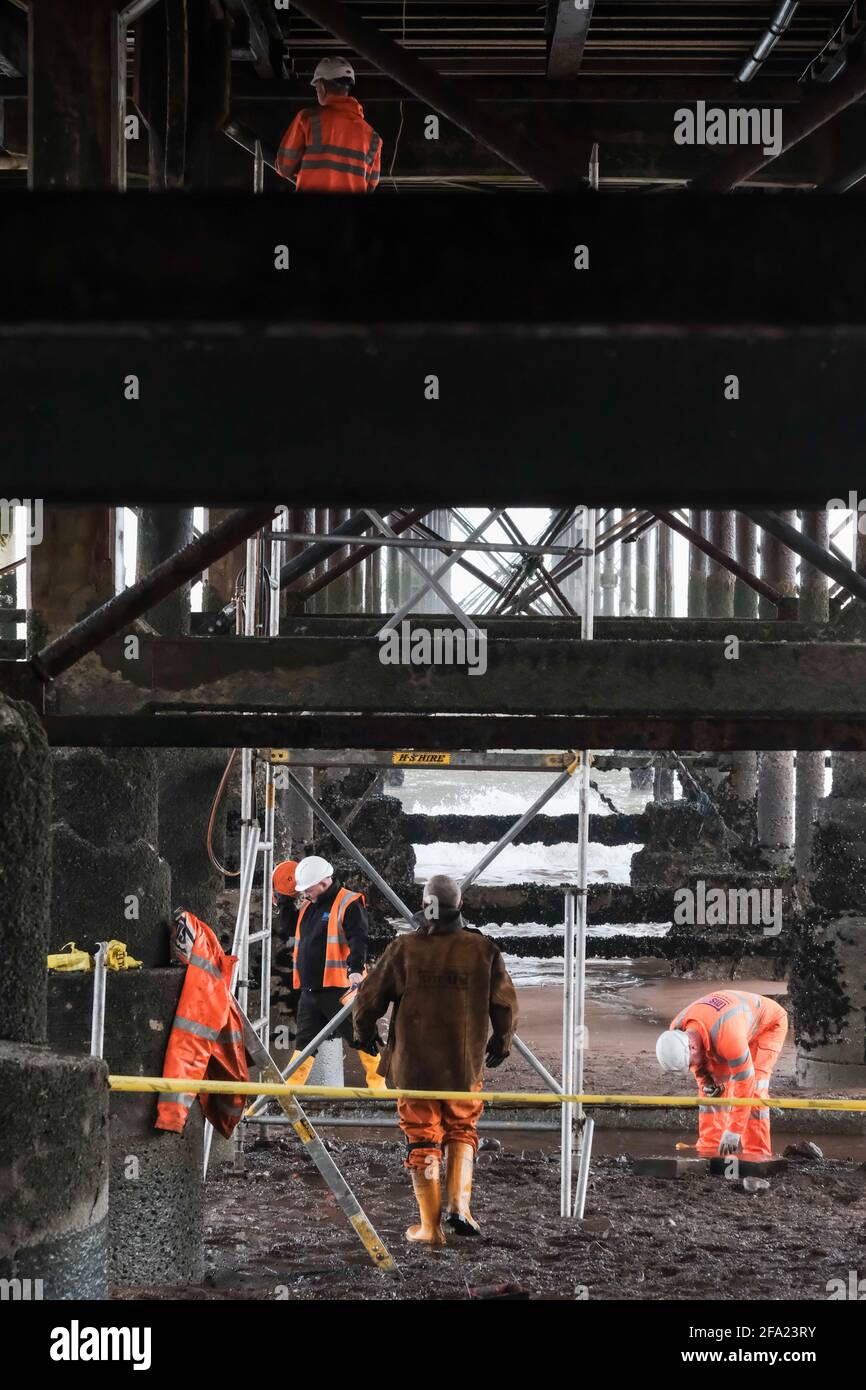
[784,1141,824,1162]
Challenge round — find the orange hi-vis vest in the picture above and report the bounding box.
[293,888,365,990]
[671,989,788,1140]
[155,911,249,1139]
[276,95,381,192]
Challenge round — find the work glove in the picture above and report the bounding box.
[348,972,364,988]
[485,1039,507,1069]
[719,1130,742,1156]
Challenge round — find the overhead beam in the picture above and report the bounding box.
[31,636,866,723]
[283,0,579,189]
[230,75,820,106]
[30,711,866,753]
[547,0,595,80]
[692,45,866,191]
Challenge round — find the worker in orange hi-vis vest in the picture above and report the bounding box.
[656,990,788,1160]
[275,57,382,193]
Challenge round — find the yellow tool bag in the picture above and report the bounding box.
[46,942,92,972]
[105,940,142,971]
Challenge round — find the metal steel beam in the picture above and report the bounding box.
[283,0,580,189]
[30,711,866,752]
[693,46,866,190]
[31,635,866,722]
[229,75,820,106]
[547,0,595,80]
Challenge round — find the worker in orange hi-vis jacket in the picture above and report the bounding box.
[655,989,788,1160]
[275,57,382,193]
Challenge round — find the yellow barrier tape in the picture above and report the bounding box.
[108,1077,866,1112]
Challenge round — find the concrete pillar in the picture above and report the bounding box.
[756,512,797,870]
[326,507,353,613]
[796,511,829,881]
[734,513,758,619]
[792,919,866,1088]
[706,510,736,618]
[29,0,124,190]
[655,521,672,617]
[687,509,707,617]
[635,527,651,617]
[27,507,114,649]
[0,695,109,1298]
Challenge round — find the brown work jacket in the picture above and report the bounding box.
[352,915,518,1091]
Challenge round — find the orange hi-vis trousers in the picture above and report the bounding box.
[693,997,788,1159]
[398,1083,484,1172]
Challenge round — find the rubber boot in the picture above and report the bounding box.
[407,1167,446,1246]
[286,1051,315,1086]
[444,1141,481,1235]
[359,1049,387,1091]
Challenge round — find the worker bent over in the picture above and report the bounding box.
[656,989,788,1160]
[276,57,381,193]
[353,874,518,1246]
[282,855,386,1092]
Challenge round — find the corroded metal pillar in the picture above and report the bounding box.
[706,510,736,618]
[635,525,651,617]
[796,510,829,880]
[734,512,758,619]
[756,512,797,869]
[655,520,672,616]
[687,509,707,617]
[619,520,633,616]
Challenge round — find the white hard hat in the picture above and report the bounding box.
[294,855,334,893]
[311,57,355,86]
[656,1029,690,1073]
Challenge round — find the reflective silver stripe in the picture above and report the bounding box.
[174,1015,221,1041]
[279,146,304,158]
[730,1064,755,1082]
[324,958,349,968]
[729,1049,750,1067]
[754,1108,770,1119]
[218,1029,243,1044]
[161,1092,195,1108]
[366,133,381,167]
[190,952,222,981]
[301,157,367,179]
[318,142,367,162]
[309,111,323,152]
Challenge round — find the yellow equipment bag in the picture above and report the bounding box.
[46,942,93,972]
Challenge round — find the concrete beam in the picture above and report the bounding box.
[547,1,595,80]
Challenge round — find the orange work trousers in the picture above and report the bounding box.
[697,1007,788,1159]
[398,1083,484,1172]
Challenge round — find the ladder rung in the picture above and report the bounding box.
[248,930,270,943]
[257,842,273,852]
[250,1017,267,1032]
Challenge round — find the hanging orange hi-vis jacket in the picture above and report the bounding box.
[276,95,381,192]
[293,888,365,990]
[155,911,250,1139]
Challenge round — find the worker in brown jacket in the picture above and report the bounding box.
[353,874,518,1246]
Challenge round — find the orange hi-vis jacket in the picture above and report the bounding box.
[155,911,249,1140]
[671,989,788,1143]
[293,888,365,990]
[276,95,382,192]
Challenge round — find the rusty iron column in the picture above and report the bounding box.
[757,512,797,870]
[706,510,736,618]
[687,509,707,617]
[734,513,758,619]
[655,519,672,617]
[796,509,829,880]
